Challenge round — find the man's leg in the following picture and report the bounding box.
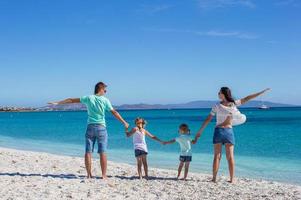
[99,152,107,179]
[85,152,92,178]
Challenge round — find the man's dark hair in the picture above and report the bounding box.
[94,82,107,94]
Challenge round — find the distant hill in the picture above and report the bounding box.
[38,100,296,111]
[115,100,295,110]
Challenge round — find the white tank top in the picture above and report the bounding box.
[133,129,148,152]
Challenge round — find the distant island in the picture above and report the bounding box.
[0,100,297,112]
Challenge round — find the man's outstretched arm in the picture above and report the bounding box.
[111,109,129,129]
[48,98,80,105]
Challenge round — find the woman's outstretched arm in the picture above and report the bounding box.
[240,88,271,105]
[193,114,213,144]
[48,98,80,105]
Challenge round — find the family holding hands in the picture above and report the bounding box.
[49,81,270,183]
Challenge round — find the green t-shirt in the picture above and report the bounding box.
[80,95,113,126]
[175,134,192,156]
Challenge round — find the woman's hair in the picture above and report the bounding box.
[94,82,107,94]
[220,87,236,104]
[179,123,190,133]
[135,117,147,128]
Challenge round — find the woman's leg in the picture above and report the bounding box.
[212,143,222,182]
[225,143,235,183]
[141,155,149,178]
[183,162,190,181]
[136,157,143,179]
[177,161,184,179]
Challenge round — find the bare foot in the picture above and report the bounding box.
[211,178,217,183]
[139,176,143,180]
[144,176,149,180]
[102,176,108,180]
[87,174,92,179]
[227,179,235,184]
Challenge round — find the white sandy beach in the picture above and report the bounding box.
[0,147,300,200]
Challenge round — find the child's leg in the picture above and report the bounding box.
[177,161,184,179]
[141,155,148,178]
[183,162,190,180]
[136,157,143,179]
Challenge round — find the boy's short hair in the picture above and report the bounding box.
[179,123,190,132]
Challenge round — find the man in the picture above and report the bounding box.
[49,82,129,179]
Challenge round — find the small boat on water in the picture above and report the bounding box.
[259,103,270,110]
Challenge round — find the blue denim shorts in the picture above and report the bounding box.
[179,156,192,162]
[134,149,148,157]
[85,124,108,153]
[213,127,235,145]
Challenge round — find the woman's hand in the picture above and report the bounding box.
[263,88,271,93]
[47,102,59,105]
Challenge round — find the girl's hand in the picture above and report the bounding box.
[192,139,197,144]
[124,122,129,129]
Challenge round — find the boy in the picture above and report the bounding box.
[163,124,196,180]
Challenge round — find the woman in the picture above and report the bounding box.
[193,87,270,183]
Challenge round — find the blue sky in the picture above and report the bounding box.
[0,0,300,106]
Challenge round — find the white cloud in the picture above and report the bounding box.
[198,0,256,9]
[145,28,259,40]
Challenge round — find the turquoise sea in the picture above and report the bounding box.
[0,107,300,185]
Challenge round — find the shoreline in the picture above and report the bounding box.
[0,147,300,200]
[1,140,301,186]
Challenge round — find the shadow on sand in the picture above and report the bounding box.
[1,172,199,182]
[0,172,102,180]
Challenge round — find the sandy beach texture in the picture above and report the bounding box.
[0,147,300,200]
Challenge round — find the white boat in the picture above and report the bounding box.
[259,103,269,110]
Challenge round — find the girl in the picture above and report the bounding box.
[125,117,163,179]
[163,124,196,181]
[193,87,270,183]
